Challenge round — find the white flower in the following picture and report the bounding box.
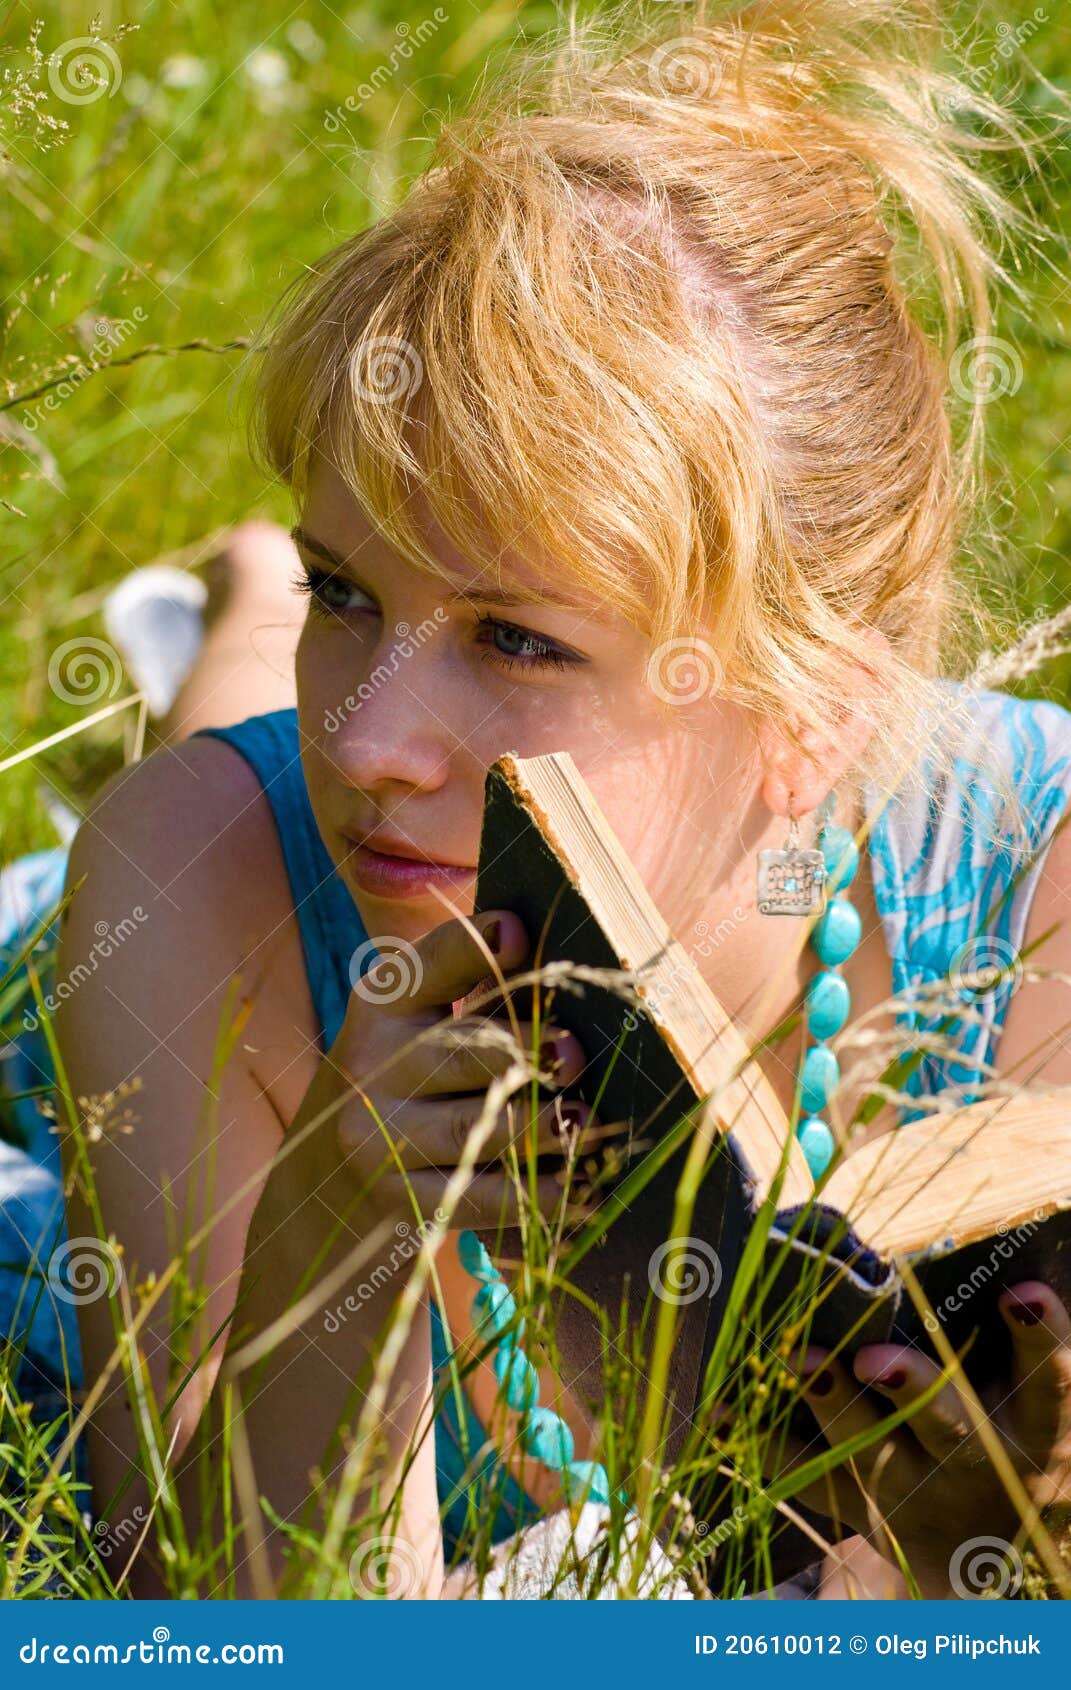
[161,55,207,90]
[244,47,290,89]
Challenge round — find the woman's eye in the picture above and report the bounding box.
[475,613,577,675]
[295,564,581,675]
[292,565,371,618]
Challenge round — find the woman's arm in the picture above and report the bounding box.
[52,739,444,1597]
[53,739,308,1568]
[52,741,585,1597]
[169,1046,443,1599]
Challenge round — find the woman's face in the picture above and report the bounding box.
[293,456,764,951]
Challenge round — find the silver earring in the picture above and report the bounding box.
[757,792,830,917]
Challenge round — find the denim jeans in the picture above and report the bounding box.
[1,848,94,1593]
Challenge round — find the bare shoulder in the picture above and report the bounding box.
[68,732,287,947]
[57,731,318,1117]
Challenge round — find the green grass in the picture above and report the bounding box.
[6,917,1071,1600]
[0,0,1069,857]
[2,0,1071,1601]
[1,0,561,853]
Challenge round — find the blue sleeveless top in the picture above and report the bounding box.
[185,712,542,1555]
[3,677,1071,1555]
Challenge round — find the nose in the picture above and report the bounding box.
[321,639,458,797]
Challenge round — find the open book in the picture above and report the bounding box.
[470,747,1071,1393]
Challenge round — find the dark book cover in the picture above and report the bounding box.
[468,751,1071,1583]
[470,757,755,1432]
[763,1201,1071,1384]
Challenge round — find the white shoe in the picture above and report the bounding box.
[102,564,208,718]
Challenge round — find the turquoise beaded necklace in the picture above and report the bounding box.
[794,812,861,1180]
[454,797,861,1491]
[456,1228,612,1505]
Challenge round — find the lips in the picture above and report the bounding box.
[340,828,472,871]
[337,828,476,905]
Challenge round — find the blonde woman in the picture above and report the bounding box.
[28,0,1071,1599]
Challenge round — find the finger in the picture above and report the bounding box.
[757,1426,818,1478]
[401,910,529,1013]
[403,1168,587,1232]
[1000,1280,1071,1452]
[404,1017,586,1097]
[340,1092,607,1172]
[757,1423,868,1532]
[853,1344,986,1469]
[786,1347,888,1481]
[784,1343,832,1375]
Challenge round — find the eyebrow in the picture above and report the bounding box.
[289,525,563,610]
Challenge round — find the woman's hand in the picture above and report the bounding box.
[763,1281,1071,1598]
[329,908,613,1230]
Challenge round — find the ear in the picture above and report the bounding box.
[758,628,890,819]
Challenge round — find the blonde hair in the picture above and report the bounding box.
[246,0,1054,851]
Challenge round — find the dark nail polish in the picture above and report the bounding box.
[805,1369,835,1398]
[539,1036,564,1080]
[1006,1295,1045,1326]
[484,918,502,956]
[873,1366,907,1391]
[555,1102,585,1135]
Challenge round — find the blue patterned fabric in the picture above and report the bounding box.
[859,678,1071,1121]
[3,679,1071,1552]
[0,847,90,1533]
